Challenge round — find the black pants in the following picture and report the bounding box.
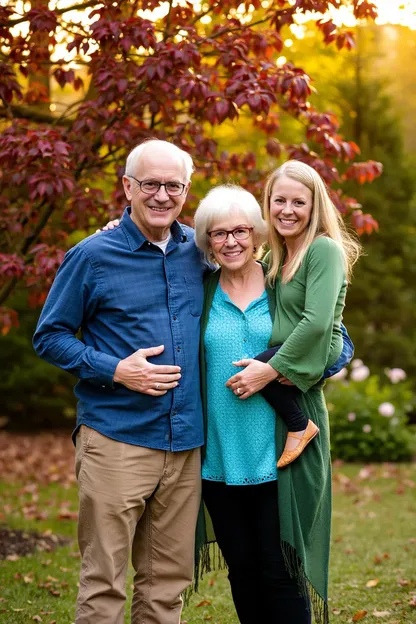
[255,346,308,432]
[202,479,311,624]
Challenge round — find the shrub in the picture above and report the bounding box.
[325,361,416,462]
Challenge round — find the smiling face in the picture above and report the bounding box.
[122,144,190,242]
[269,175,313,246]
[208,209,256,273]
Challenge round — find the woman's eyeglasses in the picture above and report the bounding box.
[208,227,253,244]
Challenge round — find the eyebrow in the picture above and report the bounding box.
[272,193,307,200]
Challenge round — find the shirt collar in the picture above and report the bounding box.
[120,206,188,251]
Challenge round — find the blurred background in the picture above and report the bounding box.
[0,0,415,463]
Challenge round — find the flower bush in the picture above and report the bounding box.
[325,362,416,462]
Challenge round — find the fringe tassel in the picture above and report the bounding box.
[281,541,329,624]
[182,542,227,607]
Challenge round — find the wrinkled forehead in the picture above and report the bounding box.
[209,206,253,231]
[135,145,187,181]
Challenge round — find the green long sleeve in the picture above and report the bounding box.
[268,236,347,392]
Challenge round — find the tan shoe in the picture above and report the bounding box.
[277,420,319,468]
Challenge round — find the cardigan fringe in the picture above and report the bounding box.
[188,539,329,623]
[281,540,329,624]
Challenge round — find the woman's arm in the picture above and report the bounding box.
[268,237,346,392]
[227,238,346,397]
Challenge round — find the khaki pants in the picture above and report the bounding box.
[74,425,201,624]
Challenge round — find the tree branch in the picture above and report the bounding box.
[0,105,72,127]
[2,0,98,28]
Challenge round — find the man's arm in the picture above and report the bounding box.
[33,245,120,387]
[33,245,181,395]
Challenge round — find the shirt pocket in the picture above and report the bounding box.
[184,276,204,317]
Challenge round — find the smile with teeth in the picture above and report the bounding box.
[149,206,170,212]
[223,250,242,257]
[279,218,297,225]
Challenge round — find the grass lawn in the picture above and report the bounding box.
[0,460,415,623]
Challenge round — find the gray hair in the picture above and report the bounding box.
[125,139,194,182]
[194,184,268,254]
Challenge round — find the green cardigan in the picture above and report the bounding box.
[195,260,334,624]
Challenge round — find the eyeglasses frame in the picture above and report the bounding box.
[127,175,186,197]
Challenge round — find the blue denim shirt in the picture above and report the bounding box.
[33,207,206,451]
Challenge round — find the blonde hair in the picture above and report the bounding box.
[263,160,362,284]
[194,184,268,256]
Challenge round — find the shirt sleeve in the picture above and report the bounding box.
[33,245,120,386]
[268,238,346,393]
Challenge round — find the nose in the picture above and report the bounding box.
[224,232,238,245]
[281,202,293,214]
[154,184,170,201]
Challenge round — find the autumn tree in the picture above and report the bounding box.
[0,0,381,333]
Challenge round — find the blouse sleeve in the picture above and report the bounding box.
[268,237,346,393]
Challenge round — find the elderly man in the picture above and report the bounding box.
[33,140,206,624]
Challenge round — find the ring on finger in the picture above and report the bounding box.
[236,387,242,395]
[155,383,161,390]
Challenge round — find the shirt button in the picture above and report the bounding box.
[173,315,177,321]
[101,385,106,388]
[177,346,181,352]
[243,338,247,342]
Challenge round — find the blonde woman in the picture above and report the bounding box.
[221,160,361,622]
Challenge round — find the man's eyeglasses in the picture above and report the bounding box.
[128,176,186,197]
[208,227,254,244]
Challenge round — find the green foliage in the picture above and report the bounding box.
[325,365,416,462]
[0,294,75,430]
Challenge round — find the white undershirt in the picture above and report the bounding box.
[151,232,171,253]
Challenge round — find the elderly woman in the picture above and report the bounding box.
[194,165,360,624]
[194,184,289,622]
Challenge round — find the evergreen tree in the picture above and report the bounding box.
[337,29,416,381]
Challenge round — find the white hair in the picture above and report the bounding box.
[194,184,268,254]
[125,139,194,182]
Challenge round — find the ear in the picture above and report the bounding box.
[123,175,133,201]
[183,181,191,199]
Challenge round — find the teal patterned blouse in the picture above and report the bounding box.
[201,283,278,485]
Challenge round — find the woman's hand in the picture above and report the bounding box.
[96,218,120,233]
[226,359,279,399]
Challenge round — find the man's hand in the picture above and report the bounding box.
[96,218,120,233]
[226,359,280,400]
[113,345,181,395]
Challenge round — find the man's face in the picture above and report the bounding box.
[123,146,190,242]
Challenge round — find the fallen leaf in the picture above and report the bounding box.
[196,600,211,607]
[373,610,390,617]
[32,616,42,622]
[6,554,20,561]
[332,608,342,615]
[366,578,380,588]
[24,575,34,584]
[353,610,368,621]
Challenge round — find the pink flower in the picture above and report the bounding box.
[362,424,372,433]
[350,365,370,382]
[378,402,395,417]
[384,368,407,384]
[351,358,364,369]
[347,412,356,422]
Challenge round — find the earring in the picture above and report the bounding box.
[253,246,257,252]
